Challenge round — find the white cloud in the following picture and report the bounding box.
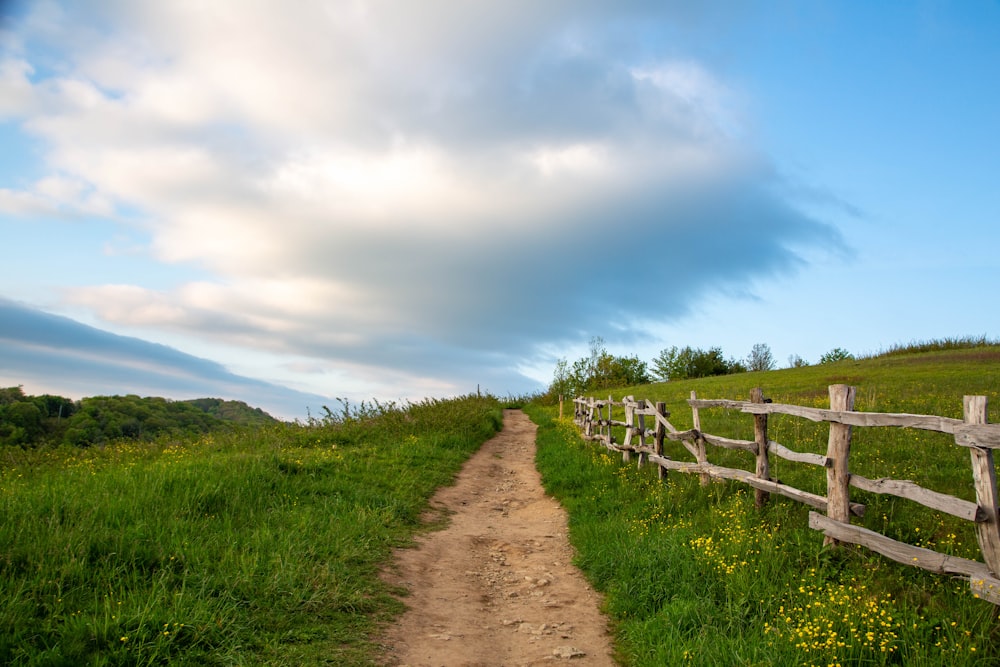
[0,175,112,217]
[2,1,843,399]
[630,61,744,139]
[0,56,37,116]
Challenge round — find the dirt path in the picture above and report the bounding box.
[380,409,616,667]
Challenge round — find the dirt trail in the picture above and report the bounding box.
[380,409,615,667]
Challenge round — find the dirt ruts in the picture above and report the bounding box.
[380,409,615,666]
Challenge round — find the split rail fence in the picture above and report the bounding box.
[571,385,1000,603]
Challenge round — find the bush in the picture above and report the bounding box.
[819,348,854,364]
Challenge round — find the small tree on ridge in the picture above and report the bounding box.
[746,343,776,372]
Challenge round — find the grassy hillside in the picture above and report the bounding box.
[528,346,1000,666]
[0,395,502,666]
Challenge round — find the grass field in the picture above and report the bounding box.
[527,346,1000,666]
[0,394,502,666]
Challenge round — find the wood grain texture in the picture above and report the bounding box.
[850,474,985,522]
[688,398,964,433]
[966,396,1000,575]
[810,512,990,578]
[825,384,856,545]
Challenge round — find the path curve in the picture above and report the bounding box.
[380,409,615,666]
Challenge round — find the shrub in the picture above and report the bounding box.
[819,347,854,364]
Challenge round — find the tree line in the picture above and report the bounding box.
[547,338,855,399]
[0,386,276,448]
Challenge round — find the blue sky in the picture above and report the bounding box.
[1,1,998,419]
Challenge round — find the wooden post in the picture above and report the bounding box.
[655,401,667,484]
[825,384,856,546]
[597,398,605,445]
[622,397,632,463]
[594,400,602,442]
[596,401,604,444]
[966,396,1000,575]
[751,387,770,508]
[691,391,709,487]
[607,395,615,446]
[585,399,595,438]
[559,395,564,420]
[636,399,648,469]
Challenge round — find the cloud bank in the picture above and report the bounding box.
[0,299,332,420]
[0,1,843,398]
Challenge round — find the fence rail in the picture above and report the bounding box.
[570,385,1000,604]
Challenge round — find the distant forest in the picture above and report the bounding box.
[0,386,277,448]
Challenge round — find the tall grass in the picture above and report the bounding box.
[861,336,1000,360]
[0,394,502,666]
[528,346,1000,666]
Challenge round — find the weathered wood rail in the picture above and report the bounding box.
[571,386,1000,604]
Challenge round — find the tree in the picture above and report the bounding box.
[651,346,681,381]
[0,400,43,445]
[615,356,651,386]
[727,357,748,374]
[819,348,854,364]
[591,353,650,389]
[651,347,673,381]
[746,343,776,372]
[0,386,26,405]
[547,337,652,398]
[691,347,731,378]
[787,354,810,368]
[550,358,573,398]
[651,346,734,381]
[586,336,606,380]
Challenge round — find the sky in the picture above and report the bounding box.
[1,1,998,420]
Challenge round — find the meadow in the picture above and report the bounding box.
[0,394,503,666]
[526,346,1000,666]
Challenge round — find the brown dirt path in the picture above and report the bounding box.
[380,409,616,667]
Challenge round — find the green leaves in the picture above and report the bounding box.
[651,345,739,381]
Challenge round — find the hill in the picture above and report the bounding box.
[598,343,1000,419]
[0,387,278,447]
[179,397,277,427]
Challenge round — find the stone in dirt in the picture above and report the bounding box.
[553,645,587,659]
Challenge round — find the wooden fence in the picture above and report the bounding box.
[571,385,1000,604]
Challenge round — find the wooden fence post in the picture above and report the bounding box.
[585,398,595,438]
[607,395,615,446]
[636,399,649,469]
[691,391,710,487]
[596,400,605,443]
[559,395,564,420]
[825,384,856,546]
[751,387,770,508]
[966,396,1000,575]
[622,397,632,463]
[655,401,667,484]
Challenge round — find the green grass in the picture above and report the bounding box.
[528,346,1000,666]
[0,395,502,666]
[861,335,1000,360]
